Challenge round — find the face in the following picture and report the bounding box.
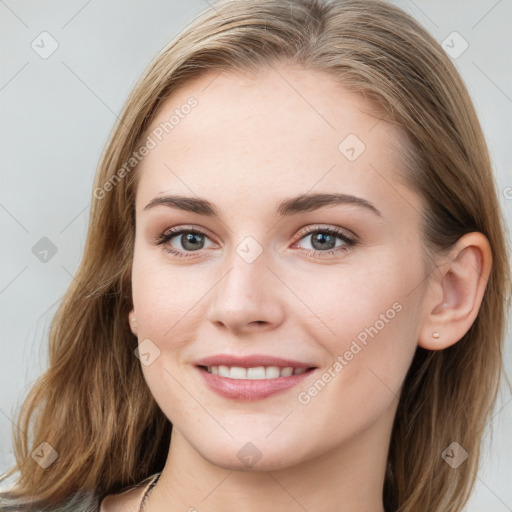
[129,64,429,471]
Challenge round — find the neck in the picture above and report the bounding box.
[146,409,394,512]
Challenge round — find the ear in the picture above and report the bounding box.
[418,232,492,350]
[128,309,138,337]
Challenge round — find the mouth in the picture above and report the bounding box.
[194,362,318,400]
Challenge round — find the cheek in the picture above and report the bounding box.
[291,302,419,448]
[290,246,421,346]
[130,251,200,421]
[131,245,209,338]
[291,246,423,402]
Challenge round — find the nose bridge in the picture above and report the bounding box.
[218,235,271,307]
[206,234,285,331]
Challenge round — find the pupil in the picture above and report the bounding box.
[182,233,203,251]
[312,233,335,250]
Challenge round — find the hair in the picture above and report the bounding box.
[1,0,510,511]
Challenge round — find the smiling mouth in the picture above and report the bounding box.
[198,365,317,380]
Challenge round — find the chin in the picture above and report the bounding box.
[193,437,311,472]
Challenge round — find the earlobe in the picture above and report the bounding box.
[128,309,138,337]
[418,232,492,351]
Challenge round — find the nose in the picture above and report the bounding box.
[205,248,285,334]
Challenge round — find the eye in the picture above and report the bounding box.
[154,224,357,259]
[154,225,215,258]
[292,225,357,257]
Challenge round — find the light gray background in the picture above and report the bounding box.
[0,1,511,510]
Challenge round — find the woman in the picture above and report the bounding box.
[1,0,510,511]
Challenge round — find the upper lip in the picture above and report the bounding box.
[194,354,316,369]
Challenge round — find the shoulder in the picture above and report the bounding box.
[99,484,148,512]
[99,473,160,512]
[0,488,100,511]
[0,485,144,512]
[0,473,160,512]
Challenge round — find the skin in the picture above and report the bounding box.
[102,64,492,512]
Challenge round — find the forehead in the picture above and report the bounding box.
[134,65,414,217]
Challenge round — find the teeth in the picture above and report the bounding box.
[265,366,280,379]
[218,365,230,378]
[247,367,267,379]
[229,366,247,379]
[206,365,309,379]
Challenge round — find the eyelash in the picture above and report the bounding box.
[154,224,357,259]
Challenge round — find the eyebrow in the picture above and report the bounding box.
[143,192,382,217]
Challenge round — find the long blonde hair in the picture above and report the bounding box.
[1,1,510,511]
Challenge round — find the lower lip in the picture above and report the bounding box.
[196,366,316,400]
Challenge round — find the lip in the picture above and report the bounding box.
[193,354,318,401]
[194,354,315,369]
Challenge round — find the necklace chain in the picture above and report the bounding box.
[138,472,161,512]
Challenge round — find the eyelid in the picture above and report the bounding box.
[156,224,357,245]
[154,222,359,260]
[156,224,217,243]
[293,224,358,243]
